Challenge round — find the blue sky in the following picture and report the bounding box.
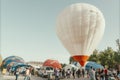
[1,0,119,64]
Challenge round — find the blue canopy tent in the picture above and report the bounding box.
[85,61,104,70]
[10,63,32,75]
[11,63,31,71]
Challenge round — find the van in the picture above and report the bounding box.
[38,66,54,78]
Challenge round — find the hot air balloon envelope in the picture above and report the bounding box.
[2,56,24,68]
[43,59,62,69]
[56,3,105,66]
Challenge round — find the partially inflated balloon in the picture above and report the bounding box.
[43,59,62,69]
[0,54,2,66]
[56,3,105,67]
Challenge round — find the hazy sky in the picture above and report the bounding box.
[0,0,120,64]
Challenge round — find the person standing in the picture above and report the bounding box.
[59,69,62,79]
[93,68,96,80]
[54,68,60,80]
[89,66,94,80]
[82,69,85,78]
[95,69,99,80]
[66,69,71,78]
[100,69,104,80]
[76,69,81,78]
[62,69,65,78]
[72,68,76,79]
[24,67,31,80]
[15,67,20,80]
[104,68,108,80]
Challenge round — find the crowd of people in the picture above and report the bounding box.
[53,68,90,80]
[14,67,32,80]
[53,67,120,80]
[53,68,89,80]
[1,65,120,80]
[6,66,34,80]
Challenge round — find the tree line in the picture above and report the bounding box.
[69,39,120,69]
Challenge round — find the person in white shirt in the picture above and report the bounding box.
[24,67,31,80]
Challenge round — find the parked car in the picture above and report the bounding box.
[38,66,54,78]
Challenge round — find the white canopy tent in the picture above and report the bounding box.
[63,64,79,71]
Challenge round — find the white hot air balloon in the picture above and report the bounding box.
[56,3,105,67]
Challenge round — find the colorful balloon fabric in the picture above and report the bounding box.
[43,59,62,69]
[2,56,24,68]
[56,3,105,66]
